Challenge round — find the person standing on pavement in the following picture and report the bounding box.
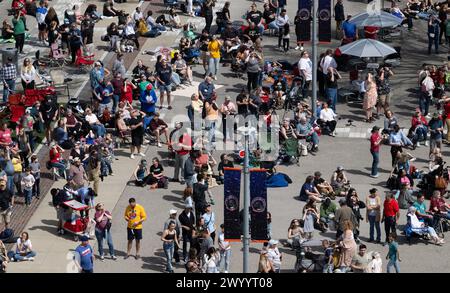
[202,204,216,244]
[206,35,222,81]
[124,197,147,260]
[164,209,182,265]
[129,109,145,159]
[218,224,231,273]
[428,15,440,55]
[369,126,382,178]
[334,0,345,39]
[202,0,215,34]
[68,22,83,64]
[366,188,382,243]
[172,123,192,185]
[112,54,126,81]
[1,57,17,103]
[86,149,100,196]
[382,192,399,245]
[74,235,95,273]
[0,178,13,230]
[267,239,282,273]
[276,9,289,52]
[12,10,26,54]
[161,221,180,273]
[179,203,195,263]
[386,233,401,273]
[335,198,355,239]
[94,203,116,261]
[429,113,444,153]
[184,152,198,188]
[156,59,173,110]
[110,73,124,114]
[298,51,312,100]
[68,157,87,190]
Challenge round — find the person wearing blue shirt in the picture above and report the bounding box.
[389,124,412,166]
[429,113,443,151]
[428,15,440,54]
[139,84,158,115]
[74,235,94,273]
[198,76,215,101]
[296,116,319,152]
[94,80,114,114]
[342,15,357,41]
[299,175,322,202]
[202,205,216,243]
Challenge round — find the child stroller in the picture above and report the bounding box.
[62,199,95,241]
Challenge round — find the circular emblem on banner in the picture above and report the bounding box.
[225,196,239,212]
[251,197,267,213]
[319,9,331,21]
[299,8,310,21]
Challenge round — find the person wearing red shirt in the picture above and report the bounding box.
[170,122,192,185]
[370,126,382,178]
[0,123,13,148]
[411,109,429,147]
[49,143,67,179]
[364,26,379,39]
[382,192,399,245]
[429,190,450,219]
[441,96,450,142]
[121,78,137,104]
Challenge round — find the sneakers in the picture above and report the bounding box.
[139,152,146,157]
[295,46,300,50]
[424,141,429,146]
[130,154,135,159]
[111,255,117,260]
[25,257,34,261]
[157,142,162,148]
[100,255,105,261]
[370,174,379,178]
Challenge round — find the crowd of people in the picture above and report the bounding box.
[1,0,450,274]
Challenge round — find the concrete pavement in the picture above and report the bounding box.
[5,0,450,273]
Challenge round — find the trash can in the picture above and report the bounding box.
[1,47,19,72]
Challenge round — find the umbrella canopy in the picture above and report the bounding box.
[349,11,402,28]
[338,39,397,58]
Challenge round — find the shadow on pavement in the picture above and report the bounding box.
[162,195,184,203]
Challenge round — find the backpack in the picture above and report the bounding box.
[0,228,15,243]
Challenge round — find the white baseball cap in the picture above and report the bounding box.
[169,209,177,215]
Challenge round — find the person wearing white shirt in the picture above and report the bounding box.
[320,49,338,77]
[298,51,313,99]
[84,108,106,137]
[203,247,220,273]
[20,59,36,90]
[12,232,36,262]
[319,102,337,136]
[267,239,282,273]
[218,224,231,273]
[276,9,289,50]
[133,7,144,22]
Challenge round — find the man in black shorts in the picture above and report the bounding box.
[129,109,145,159]
[124,198,147,259]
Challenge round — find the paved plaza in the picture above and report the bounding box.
[1,0,450,274]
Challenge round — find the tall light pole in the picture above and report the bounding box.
[311,0,318,118]
[238,125,254,273]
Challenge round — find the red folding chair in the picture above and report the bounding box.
[74,48,95,71]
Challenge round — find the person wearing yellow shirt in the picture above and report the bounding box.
[206,35,223,80]
[124,197,147,259]
[12,153,23,196]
